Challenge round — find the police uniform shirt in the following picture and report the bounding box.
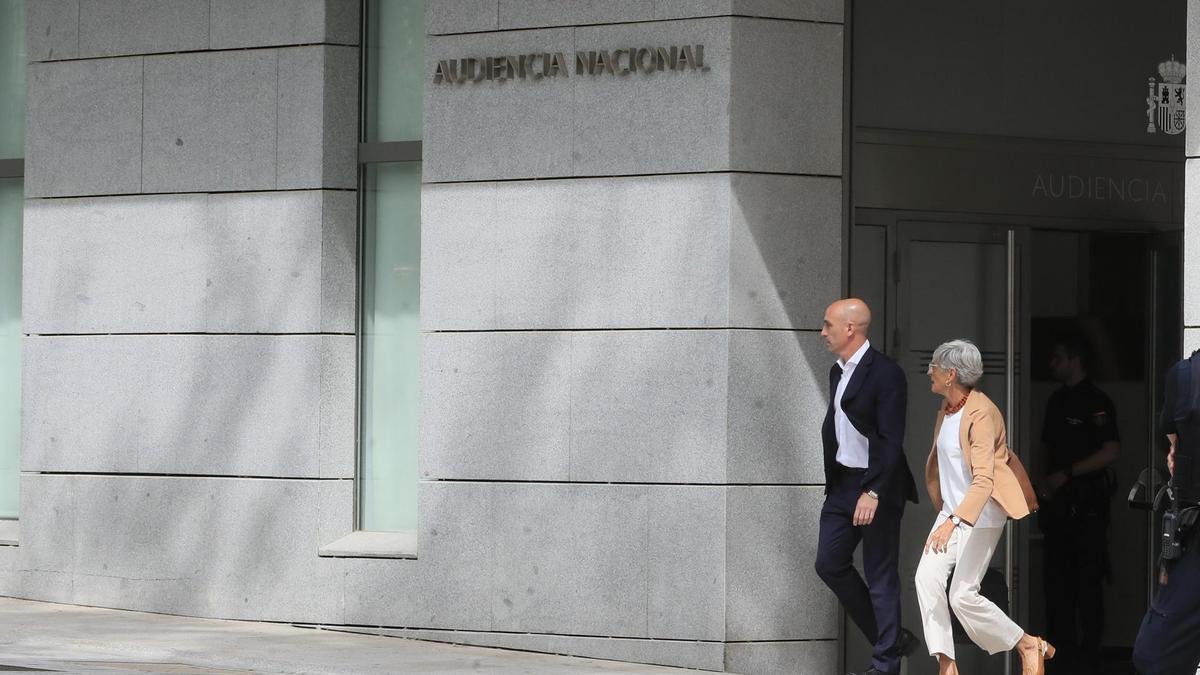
[1161,354,1195,435]
[1041,379,1120,473]
[1161,351,1200,504]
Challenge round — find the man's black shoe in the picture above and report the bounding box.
[896,627,920,657]
[847,629,919,675]
[847,667,898,675]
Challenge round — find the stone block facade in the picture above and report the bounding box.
[6,1,849,671]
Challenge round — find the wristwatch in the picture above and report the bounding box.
[950,515,963,527]
[865,489,879,500]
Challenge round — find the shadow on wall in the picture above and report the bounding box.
[720,176,844,650]
[16,169,847,664]
[13,193,352,623]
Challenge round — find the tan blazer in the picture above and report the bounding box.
[924,390,1039,525]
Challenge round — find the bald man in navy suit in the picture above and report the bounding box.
[814,298,920,675]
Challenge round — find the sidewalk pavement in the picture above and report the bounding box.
[0,597,700,674]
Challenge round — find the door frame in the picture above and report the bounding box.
[849,208,1185,667]
[847,208,1182,672]
[892,219,1033,631]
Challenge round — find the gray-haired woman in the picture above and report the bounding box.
[914,339,1051,675]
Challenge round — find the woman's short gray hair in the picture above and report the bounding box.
[929,339,984,387]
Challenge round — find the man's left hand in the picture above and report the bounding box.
[853,492,878,526]
[1046,471,1068,494]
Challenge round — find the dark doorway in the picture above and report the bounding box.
[847,2,1186,674]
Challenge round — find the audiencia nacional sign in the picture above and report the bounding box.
[432,45,710,84]
[1031,173,1169,204]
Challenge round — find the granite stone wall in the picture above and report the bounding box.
[8,0,361,624]
[4,1,848,671]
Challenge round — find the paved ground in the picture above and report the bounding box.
[0,597,698,674]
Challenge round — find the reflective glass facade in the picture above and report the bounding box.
[359,0,424,532]
[0,0,24,520]
[0,0,25,158]
[0,178,18,519]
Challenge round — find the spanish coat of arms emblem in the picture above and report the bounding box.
[1147,56,1186,135]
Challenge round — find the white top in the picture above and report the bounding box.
[937,409,1007,528]
[834,340,872,468]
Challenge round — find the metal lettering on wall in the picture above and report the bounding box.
[1146,56,1186,135]
[432,45,710,84]
[1031,173,1169,204]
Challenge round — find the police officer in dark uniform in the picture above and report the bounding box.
[1132,349,1200,675]
[1038,337,1120,674]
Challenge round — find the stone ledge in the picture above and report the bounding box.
[0,520,16,546]
[319,530,418,559]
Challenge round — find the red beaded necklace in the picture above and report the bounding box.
[944,390,971,415]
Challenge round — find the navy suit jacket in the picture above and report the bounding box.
[821,345,919,506]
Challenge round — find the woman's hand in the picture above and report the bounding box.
[924,518,958,555]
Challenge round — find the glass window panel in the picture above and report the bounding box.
[359,162,421,532]
[0,1,26,159]
[0,178,21,519]
[365,0,425,143]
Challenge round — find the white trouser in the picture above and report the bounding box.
[914,515,1024,660]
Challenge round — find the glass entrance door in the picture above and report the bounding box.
[845,222,1028,675]
[849,220,1180,673]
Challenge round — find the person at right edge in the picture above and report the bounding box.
[1132,349,1200,675]
[1037,336,1120,674]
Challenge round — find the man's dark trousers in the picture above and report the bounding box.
[817,468,905,674]
[1040,499,1107,673]
[1133,533,1200,675]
